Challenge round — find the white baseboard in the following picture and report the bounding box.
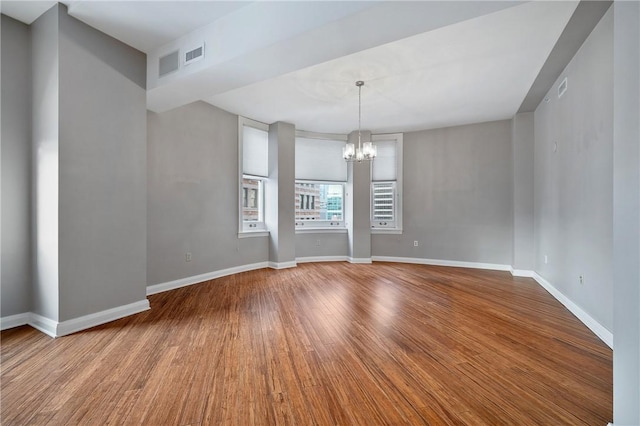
[29,313,58,338]
[510,268,535,277]
[147,261,269,296]
[372,256,511,272]
[2,300,151,338]
[348,257,372,264]
[5,260,612,350]
[0,312,30,331]
[296,256,349,263]
[56,299,150,337]
[268,261,297,270]
[533,272,613,349]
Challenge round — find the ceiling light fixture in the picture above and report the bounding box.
[343,81,376,162]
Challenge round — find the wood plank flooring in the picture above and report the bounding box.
[1,262,612,425]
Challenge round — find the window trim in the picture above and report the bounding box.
[239,117,269,236]
[295,180,346,231]
[295,130,348,143]
[371,133,403,234]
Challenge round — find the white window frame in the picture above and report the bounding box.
[371,133,403,234]
[295,180,346,232]
[239,117,269,237]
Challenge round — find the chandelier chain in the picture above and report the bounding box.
[358,82,362,148]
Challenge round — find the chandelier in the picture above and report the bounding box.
[343,81,377,162]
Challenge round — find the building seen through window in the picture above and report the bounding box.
[242,177,262,222]
[295,182,343,222]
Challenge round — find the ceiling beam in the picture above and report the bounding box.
[518,0,612,112]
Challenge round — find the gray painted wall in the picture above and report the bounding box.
[31,5,60,321]
[147,102,268,286]
[57,6,147,321]
[372,120,513,264]
[612,2,640,424]
[534,8,613,332]
[512,112,535,271]
[1,15,32,317]
[295,233,349,259]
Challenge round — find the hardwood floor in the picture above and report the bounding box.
[1,263,612,425]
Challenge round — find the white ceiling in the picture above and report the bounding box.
[2,1,580,134]
[206,1,578,133]
[0,1,254,51]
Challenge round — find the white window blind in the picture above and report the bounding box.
[371,140,397,181]
[372,182,396,222]
[242,125,268,177]
[295,137,347,181]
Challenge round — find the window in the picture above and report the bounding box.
[371,134,403,232]
[295,132,347,230]
[239,117,268,233]
[242,177,263,223]
[372,181,396,223]
[295,182,344,227]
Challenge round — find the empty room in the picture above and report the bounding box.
[1,1,638,425]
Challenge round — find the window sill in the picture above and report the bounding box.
[296,228,348,234]
[371,228,403,235]
[238,230,270,239]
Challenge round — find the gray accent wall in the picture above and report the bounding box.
[57,7,147,321]
[612,1,640,424]
[533,8,613,332]
[373,120,513,264]
[1,15,32,317]
[147,102,268,286]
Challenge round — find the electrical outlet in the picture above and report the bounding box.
[413,241,419,247]
[185,252,192,262]
[315,240,320,247]
[544,255,548,264]
[579,275,584,285]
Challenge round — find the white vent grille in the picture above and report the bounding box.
[558,77,568,98]
[184,43,205,65]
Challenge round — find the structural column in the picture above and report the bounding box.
[28,4,148,336]
[346,130,372,263]
[612,1,640,424]
[266,121,296,268]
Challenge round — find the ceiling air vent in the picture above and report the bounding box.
[558,77,568,98]
[184,43,205,66]
[158,50,179,77]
